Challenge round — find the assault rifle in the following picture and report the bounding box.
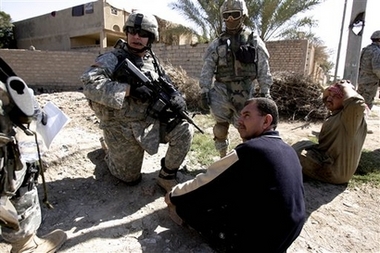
[121,57,204,134]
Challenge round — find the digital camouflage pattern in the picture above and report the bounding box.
[220,0,248,32]
[81,50,193,183]
[199,28,272,94]
[357,42,380,109]
[2,187,41,243]
[199,27,272,153]
[123,11,159,42]
[0,84,42,243]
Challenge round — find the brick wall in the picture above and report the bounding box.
[154,40,313,80]
[266,40,311,75]
[153,43,208,80]
[0,49,97,91]
[0,39,315,91]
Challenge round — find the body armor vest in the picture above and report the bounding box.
[215,28,258,82]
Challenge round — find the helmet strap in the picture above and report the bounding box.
[126,42,149,54]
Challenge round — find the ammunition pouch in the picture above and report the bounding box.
[88,100,115,121]
[15,162,39,198]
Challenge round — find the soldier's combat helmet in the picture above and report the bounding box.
[370,30,380,40]
[220,0,248,33]
[123,10,159,45]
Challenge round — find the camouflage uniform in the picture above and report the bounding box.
[0,82,41,243]
[199,27,273,155]
[0,60,66,251]
[357,41,380,109]
[81,46,194,185]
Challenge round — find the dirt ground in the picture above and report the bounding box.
[1,91,379,253]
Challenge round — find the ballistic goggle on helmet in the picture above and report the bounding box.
[220,0,248,31]
[123,10,159,44]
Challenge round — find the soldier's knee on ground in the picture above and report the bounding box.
[105,155,142,185]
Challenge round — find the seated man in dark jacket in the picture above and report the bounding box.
[165,97,305,253]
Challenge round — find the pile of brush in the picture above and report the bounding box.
[165,64,327,121]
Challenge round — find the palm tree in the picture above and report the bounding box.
[248,0,324,41]
[169,0,225,40]
[169,0,325,42]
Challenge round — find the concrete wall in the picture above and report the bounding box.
[0,49,96,90]
[154,40,315,81]
[0,39,317,91]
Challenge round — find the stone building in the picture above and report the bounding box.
[13,0,194,53]
[6,0,327,86]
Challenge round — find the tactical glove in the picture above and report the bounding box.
[199,92,210,112]
[41,111,48,125]
[130,85,154,102]
[235,45,256,64]
[170,92,187,112]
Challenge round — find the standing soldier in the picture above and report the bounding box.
[198,0,273,157]
[81,10,194,192]
[357,30,380,110]
[0,59,67,252]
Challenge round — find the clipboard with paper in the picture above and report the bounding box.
[36,101,70,149]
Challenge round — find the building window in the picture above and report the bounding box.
[111,8,117,15]
[112,25,120,32]
[72,5,84,16]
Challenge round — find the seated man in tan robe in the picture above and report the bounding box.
[292,80,368,184]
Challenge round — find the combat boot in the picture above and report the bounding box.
[157,158,178,192]
[219,148,227,158]
[10,229,67,253]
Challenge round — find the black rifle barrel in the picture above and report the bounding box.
[124,58,204,134]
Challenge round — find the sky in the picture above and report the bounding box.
[1,0,379,78]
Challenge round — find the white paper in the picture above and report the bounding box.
[36,101,70,149]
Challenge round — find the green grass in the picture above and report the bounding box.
[190,132,218,166]
[301,141,380,187]
[352,149,380,187]
[188,114,242,167]
[187,112,380,187]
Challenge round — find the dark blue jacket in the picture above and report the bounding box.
[170,131,305,252]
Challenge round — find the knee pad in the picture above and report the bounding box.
[213,122,229,141]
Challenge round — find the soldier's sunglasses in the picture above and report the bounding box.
[126,27,150,38]
[222,11,242,21]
